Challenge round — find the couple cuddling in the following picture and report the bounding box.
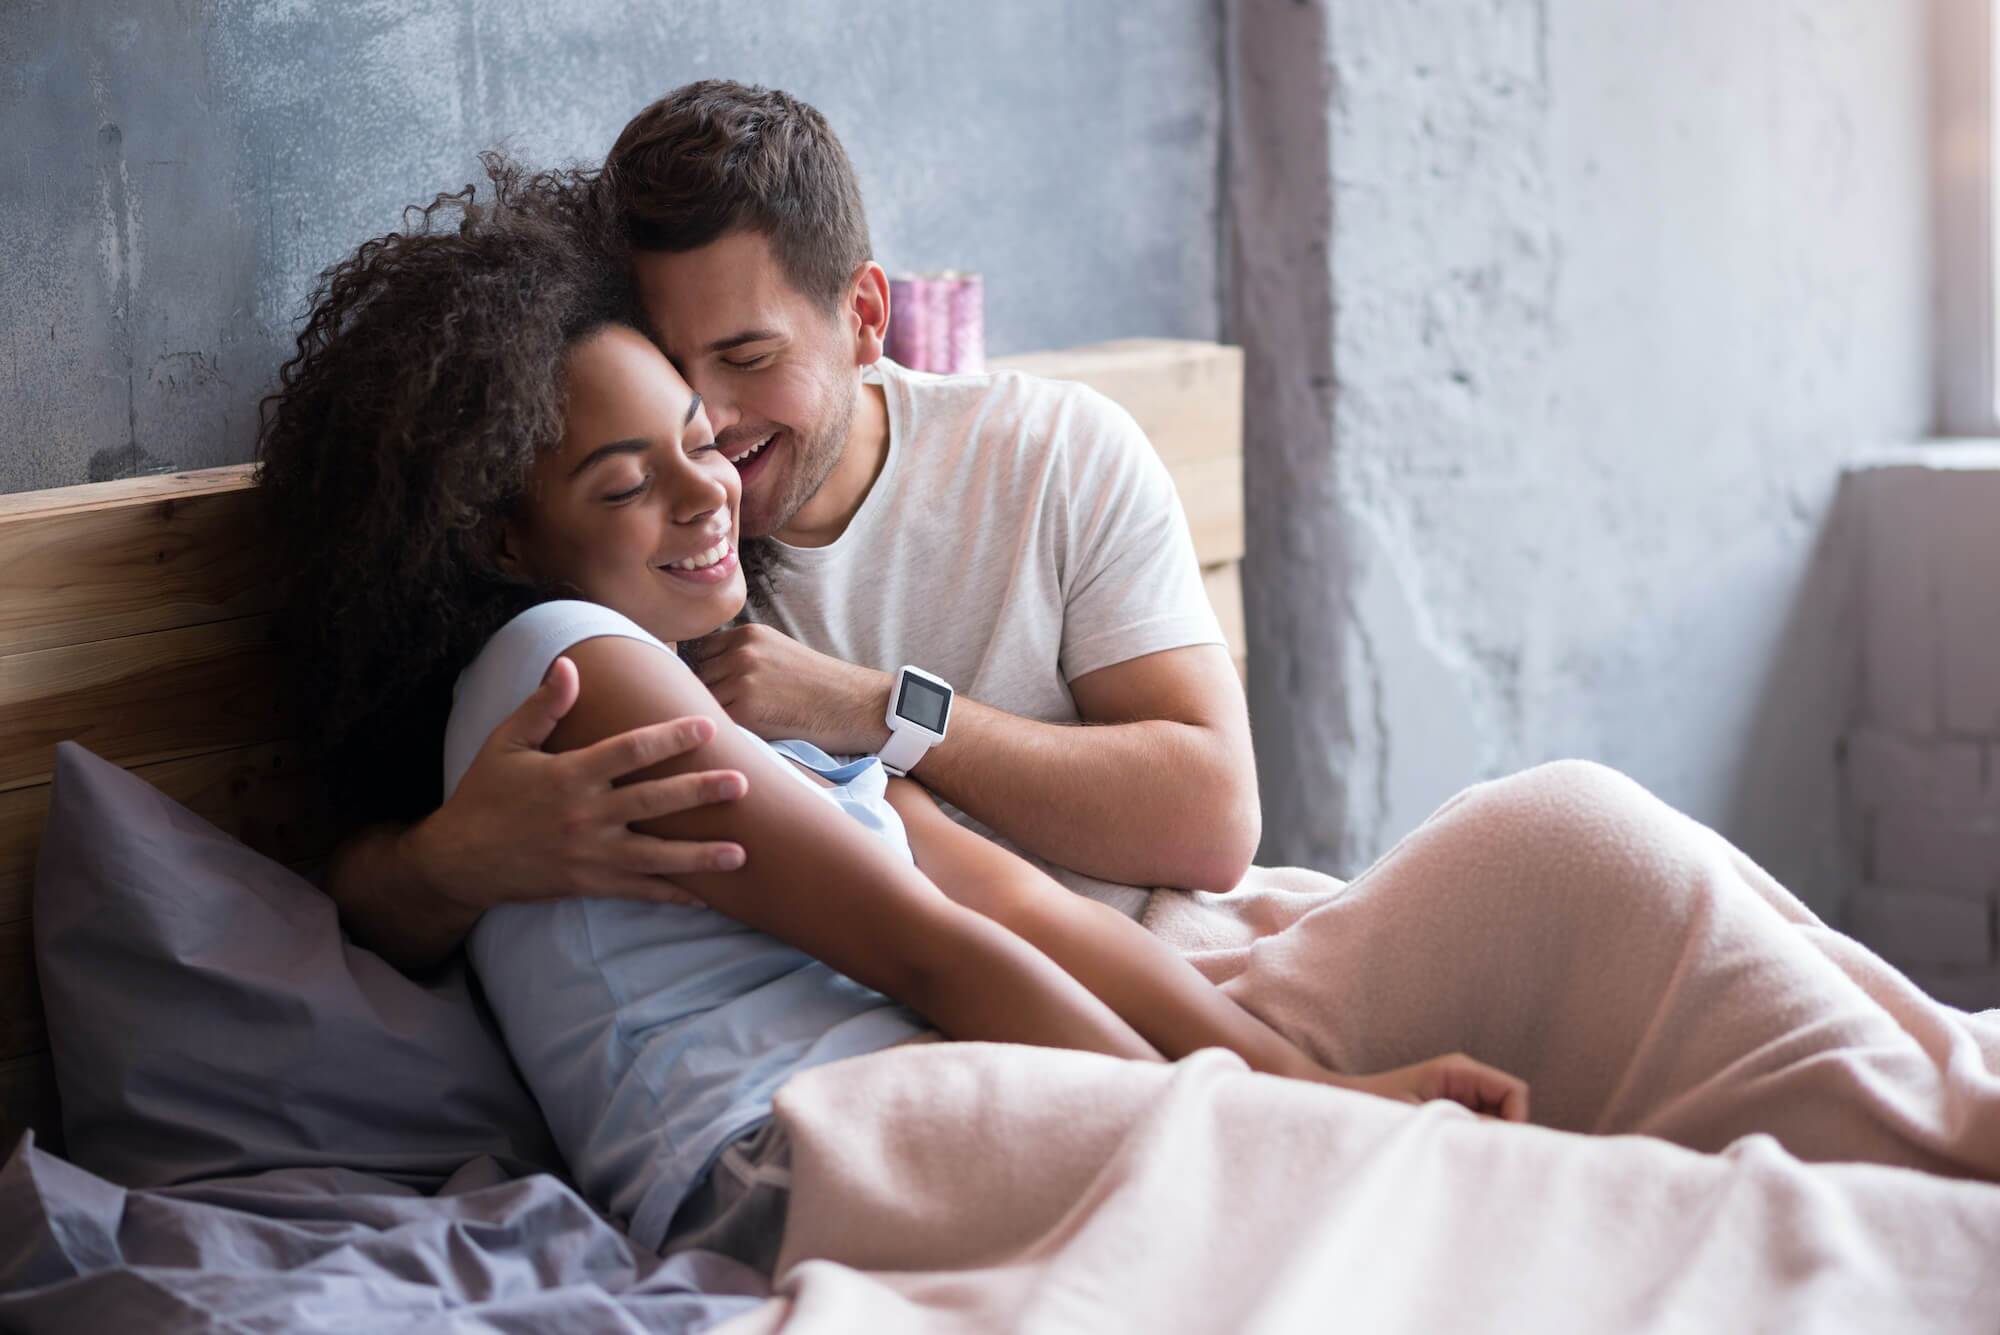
[257,80,2000,1275]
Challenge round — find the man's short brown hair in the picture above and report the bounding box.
[607,80,871,310]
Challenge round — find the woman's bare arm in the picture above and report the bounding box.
[886,782,1533,1119]
[546,634,1159,1063]
[884,780,1330,1082]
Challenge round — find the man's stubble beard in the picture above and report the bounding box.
[756,361,858,540]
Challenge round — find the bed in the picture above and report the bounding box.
[6,339,1999,1333]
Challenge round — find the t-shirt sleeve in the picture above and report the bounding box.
[441,600,673,800]
[1055,386,1226,682]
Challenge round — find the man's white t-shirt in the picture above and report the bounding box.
[747,357,1226,918]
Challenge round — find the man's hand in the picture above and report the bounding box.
[691,623,892,752]
[404,655,750,912]
[1337,1053,1531,1123]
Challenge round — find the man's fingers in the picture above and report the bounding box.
[692,626,746,657]
[499,656,581,750]
[612,830,746,877]
[607,770,747,825]
[573,716,718,784]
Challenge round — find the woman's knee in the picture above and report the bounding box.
[1430,759,1710,900]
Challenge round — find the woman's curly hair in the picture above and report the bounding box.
[254,152,643,818]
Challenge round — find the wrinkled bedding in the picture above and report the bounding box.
[723,1042,2000,1333]
[10,1042,2000,1335]
[0,1136,767,1333]
[10,760,2000,1332]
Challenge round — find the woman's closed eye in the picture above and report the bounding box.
[604,442,717,500]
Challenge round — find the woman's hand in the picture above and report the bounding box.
[407,656,751,912]
[1327,1053,1531,1123]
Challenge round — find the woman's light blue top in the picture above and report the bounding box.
[442,600,925,1252]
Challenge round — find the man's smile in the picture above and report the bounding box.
[728,430,781,489]
[726,433,773,466]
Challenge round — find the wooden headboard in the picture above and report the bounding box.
[0,337,1245,1156]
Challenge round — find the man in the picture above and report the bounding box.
[326,80,1259,969]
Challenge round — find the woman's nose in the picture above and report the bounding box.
[670,464,729,525]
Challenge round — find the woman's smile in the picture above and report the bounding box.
[660,538,739,585]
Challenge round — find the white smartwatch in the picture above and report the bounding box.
[880,665,953,776]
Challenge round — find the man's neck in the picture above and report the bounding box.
[775,378,889,548]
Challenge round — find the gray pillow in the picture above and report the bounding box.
[32,741,559,1189]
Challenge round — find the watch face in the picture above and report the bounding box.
[895,673,951,733]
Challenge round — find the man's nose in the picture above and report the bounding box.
[683,366,739,435]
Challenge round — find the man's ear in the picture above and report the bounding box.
[848,260,890,367]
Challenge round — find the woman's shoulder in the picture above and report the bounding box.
[460,599,676,696]
[487,598,665,654]
[442,599,678,798]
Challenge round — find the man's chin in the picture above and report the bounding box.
[736,477,795,541]
[737,502,782,541]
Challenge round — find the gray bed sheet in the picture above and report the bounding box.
[0,1133,770,1333]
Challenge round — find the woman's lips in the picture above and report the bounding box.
[660,542,739,586]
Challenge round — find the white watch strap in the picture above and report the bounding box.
[879,726,935,776]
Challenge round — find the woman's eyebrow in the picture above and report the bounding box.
[567,439,647,478]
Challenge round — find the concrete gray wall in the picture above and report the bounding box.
[0,0,1222,492]
[1233,0,1932,912]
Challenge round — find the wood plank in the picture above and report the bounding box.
[0,1049,60,1156]
[992,339,1245,471]
[0,463,254,521]
[1170,452,1245,568]
[0,741,331,926]
[0,615,289,794]
[0,481,277,656]
[0,918,38,1060]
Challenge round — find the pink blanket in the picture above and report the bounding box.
[721,761,2000,1331]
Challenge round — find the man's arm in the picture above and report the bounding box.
[322,656,751,972]
[695,629,1260,893]
[914,644,1259,892]
[323,822,480,973]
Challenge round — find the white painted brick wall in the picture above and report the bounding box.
[1934,474,2000,733]
[1843,457,2000,1011]
[1848,887,1992,968]
[1870,810,2000,897]
[1842,729,1985,810]
[1904,965,2000,1014]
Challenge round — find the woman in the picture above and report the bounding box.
[256,157,1524,1272]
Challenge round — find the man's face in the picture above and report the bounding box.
[633,231,857,541]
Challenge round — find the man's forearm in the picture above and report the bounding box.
[908,698,1260,892]
[322,822,479,973]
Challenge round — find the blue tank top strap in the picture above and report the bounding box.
[765,737,881,786]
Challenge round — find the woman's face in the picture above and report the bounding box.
[502,323,745,645]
